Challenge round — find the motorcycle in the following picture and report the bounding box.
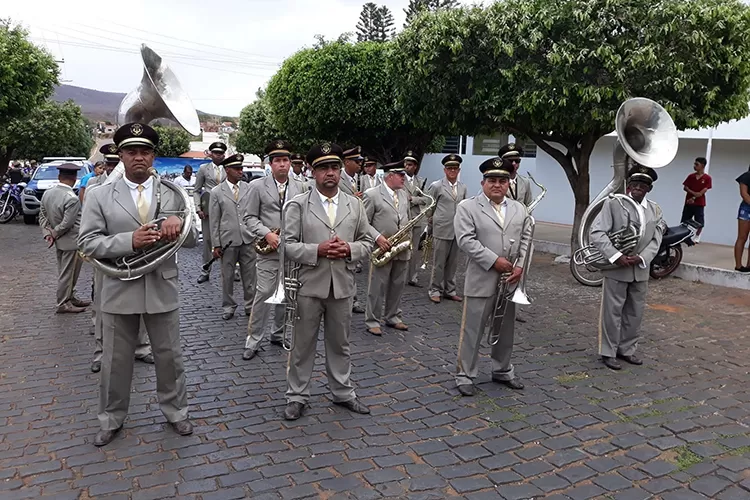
[570,219,701,286]
[0,182,26,224]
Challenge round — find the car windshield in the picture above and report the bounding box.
[35,166,85,180]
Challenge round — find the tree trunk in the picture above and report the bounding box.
[0,148,15,179]
[571,170,590,251]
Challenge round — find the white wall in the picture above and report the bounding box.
[422,136,747,246]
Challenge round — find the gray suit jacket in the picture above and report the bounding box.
[39,184,81,251]
[427,179,467,240]
[283,190,373,299]
[209,181,253,248]
[361,174,380,191]
[455,195,532,298]
[509,175,533,206]
[590,196,665,283]
[78,177,198,314]
[194,162,226,213]
[362,184,411,261]
[405,175,430,226]
[338,173,359,197]
[244,175,308,259]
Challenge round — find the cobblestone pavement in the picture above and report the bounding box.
[2,220,750,500]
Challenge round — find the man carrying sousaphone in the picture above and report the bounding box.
[282,142,373,420]
[454,158,531,397]
[242,140,306,361]
[194,142,227,283]
[591,165,665,371]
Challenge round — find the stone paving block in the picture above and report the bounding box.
[642,477,682,494]
[450,476,494,494]
[638,459,678,478]
[531,473,570,493]
[625,445,661,462]
[717,486,750,500]
[593,472,632,492]
[496,484,544,500]
[556,465,596,484]
[690,475,733,497]
[613,487,652,500]
[661,489,711,500]
[515,445,548,460]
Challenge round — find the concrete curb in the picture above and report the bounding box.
[533,238,750,291]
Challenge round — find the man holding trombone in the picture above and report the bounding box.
[281,142,373,421]
[454,158,532,397]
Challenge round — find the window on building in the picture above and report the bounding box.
[522,141,537,158]
[472,133,510,156]
[441,136,461,154]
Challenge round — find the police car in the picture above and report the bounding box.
[21,158,92,224]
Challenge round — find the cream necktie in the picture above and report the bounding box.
[393,191,399,211]
[136,185,149,224]
[451,184,457,199]
[215,165,223,184]
[326,198,336,226]
[279,183,286,203]
[233,184,239,202]
[493,201,505,227]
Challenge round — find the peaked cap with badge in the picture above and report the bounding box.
[221,154,244,168]
[498,143,524,159]
[264,140,292,159]
[403,150,418,163]
[442,154,463,167]
[343,146,363,161]
[306,142,344,168]
[99,143,120,164]
[479,157,511,178]
[627,165,658,184]
[209,142,227,153]
[56,162,82,175]
[363,156,377,166]
[291,153,304,164]
[382,160,407,174]
[113,123,160,149]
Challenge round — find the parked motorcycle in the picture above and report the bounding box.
[570,220,701,286]
[0,182,26,224]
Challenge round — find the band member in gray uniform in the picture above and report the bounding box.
[194,142,227,283]
[282,142,372,420]
[339,146,366,314]
[39,163,90,313]
[498,143,532,206]
[209,154,257,320]
[78,123,197,446]
[360,157,381,190]
[86,145,154,374]
[363,160,411,336]
[243,140,306,360]
[427,154,467,303]
[454,158,531,397]
[403,151,430,287]
[591,165,665,371]
[290,153,308,185]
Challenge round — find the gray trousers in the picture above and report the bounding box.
[365,259,408,329]
[221,244,256,314]
[456,296,516,387]
[56,249,83,307]
[199,217,212,275]
[407,225,426,283]
[92,270,150,363]
[245,256,284,350]
[429,237,459,298]
[286,294,356,405]
[598,277,648,358]
[98,310,187,431]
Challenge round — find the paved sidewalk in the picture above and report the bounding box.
[1,221,749,499]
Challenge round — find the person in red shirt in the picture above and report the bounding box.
[681,157,712,242]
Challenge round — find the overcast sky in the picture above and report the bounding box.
[6,0,476,117]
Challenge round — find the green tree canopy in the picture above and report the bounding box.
[153,126,191,157]
[266,40,442,164]
[403,0,458,27]
[392,0,750,245]
[357,3,396,42]
[1,100,94,168]
[234,89,282,158]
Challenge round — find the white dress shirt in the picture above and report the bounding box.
[608,195,649,268]
[123,175,154,211]
[316,188,339,221]
[484,194,508,222]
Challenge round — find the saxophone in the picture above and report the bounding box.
[254,228,280,254]
[371,186,435,267]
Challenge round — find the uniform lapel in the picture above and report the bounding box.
[113,178,142,225]
[308,190,331,228]
[265,176,280,208]
[332,193,352,229]
[442,178,454,200]
[478,196,503,229]
[380,184,397,213]
[238,181,250,202]
[223,182,236,204]
[504,200,518,229]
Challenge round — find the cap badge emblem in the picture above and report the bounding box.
[108,145,117,153]
[131,123,143,136]
[321,143,332,154]
[276,140,284,149]
[493,158,502,167]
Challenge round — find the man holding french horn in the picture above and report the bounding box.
[454,158,531,397]
[243,140,306,361]
[78,123,197,446]
[282,142,373,421]
[591,165,665,371]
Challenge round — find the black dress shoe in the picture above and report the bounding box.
[284,402,305,420]
[270,339,283,346]
[91,361,101,373]
[457,384,477,397]
[408,281,423,288]
[602,356,622,370]
[197,274,209,284]
[171,419,193,436]
[222,311,234,320]
[136,353,154,364]
[616,353,643,365]
[352,304,365,314]
[94,427,122,447]
[515,316,527,323]
[493,377,525,390]
[242,349,258,360]
[334,398,370,414]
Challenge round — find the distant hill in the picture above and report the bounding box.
[52,84,230,123]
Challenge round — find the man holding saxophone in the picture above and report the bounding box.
[454,158,531,397]
[243,140,306,361]
[363,160,412,336]
[78,123,197,446]
[591,166,665,371]
[403,152,430,287]
[282,142,373,421]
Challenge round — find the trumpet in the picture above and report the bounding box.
[419,230,433,270]
[371,187,435,267]
[264,203,301,351]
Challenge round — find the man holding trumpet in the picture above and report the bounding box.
[281,142,373,421]
[454,158,531,397]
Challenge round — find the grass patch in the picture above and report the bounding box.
[554,372,589,384]
[475,396,526,426]
[586,396,604,404]
[674,446,703,470]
